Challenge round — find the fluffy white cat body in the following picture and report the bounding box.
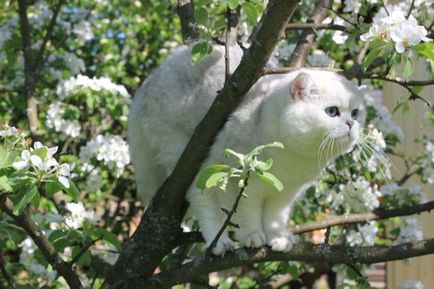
[128,45,365,254]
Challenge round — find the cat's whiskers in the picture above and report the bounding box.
[317,131,332,173]
[356,134,392,181]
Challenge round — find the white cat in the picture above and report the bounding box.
[128,45,366,254]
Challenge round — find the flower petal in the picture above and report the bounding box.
[58,176,70,188]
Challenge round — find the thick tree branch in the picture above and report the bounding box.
[145,238,434,288]
[176,0,199,43]
[288,0,332,68]
[104,1,301,288]
[0,196,84,289]
[17,0,40,138]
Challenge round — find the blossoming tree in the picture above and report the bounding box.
[0,0,433,288]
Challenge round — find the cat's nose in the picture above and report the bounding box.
[346,120,354,129]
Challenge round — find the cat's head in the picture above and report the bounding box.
[280,70,366,162]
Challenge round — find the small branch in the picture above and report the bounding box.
[145,238,434,288]
[328,7,358,29]
[381,0,390,17]
[206,174,249,254]
[288,0,333,68]
[406,0,415,19]
[290,200,434,234]
[0,195,84,289]
[285,23,347,31]
[0,252,15,289]
[178,201,434,247]
[69,235,103,266]
[176,0,199,43]
[34,0,65,75]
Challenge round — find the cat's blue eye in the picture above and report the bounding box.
[325,106,340,117]
[351,109,359,119]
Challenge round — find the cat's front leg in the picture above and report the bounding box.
[187,190,235,255]
[262,196,296,251]
[233,194,267,248]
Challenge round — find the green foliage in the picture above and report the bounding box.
[196,142,284,193]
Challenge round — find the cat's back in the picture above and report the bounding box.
[128,44,243,201]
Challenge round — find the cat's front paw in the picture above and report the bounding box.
[266,231,296,252]
[210,236,235,255]
[244,231,267,248]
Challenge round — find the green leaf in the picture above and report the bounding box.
[63,180,80,201]
[196,165,230,191]
[191,41,213,64]
[32,147,48,160]
[12,185,38,215]
[402,57,414,77]
[224,148,245,161]
[0,147,18,169]
[205,171,228,190]
[255,171,283,191]
[195,7,208,24]
[363,48,382,70]
[413,42,434,61]
[242,3,258,24]
[227,0,240,10]
[369,38,388,49]
[0,175,12,192]
[45,181,63,198]
[254,158,273,172]
[94,228,121,249]
[249,142,284,157]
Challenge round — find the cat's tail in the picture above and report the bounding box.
[128,103,166,205]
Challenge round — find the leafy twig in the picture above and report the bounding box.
[0,195,84,289]
[206,172,249,254]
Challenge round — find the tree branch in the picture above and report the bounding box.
[104,1,301,287]
[17,0,40,138]
[0,252,15,289]
[176,0,199,43]
[34,0,65,74]
[285,23,347,31]
[291,200,434,234]
[287,0,333,68]
[144,238,434,288]
[178,200,434,245]
[0,196,84,289]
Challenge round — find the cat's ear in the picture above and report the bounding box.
[290,72,318,101]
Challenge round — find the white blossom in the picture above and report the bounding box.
[65,202,99,229]
[394,217,423,244]
[361,7,431,54]
[390,16,431,53]
[0,125,17,137]
[343,0,361,15]
[73,20,94,44]
[79,134,130,177]
[56,74,131,103]
[346,222,377,246]
[45,102,81,137]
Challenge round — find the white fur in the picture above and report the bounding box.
[128,45,365,254]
